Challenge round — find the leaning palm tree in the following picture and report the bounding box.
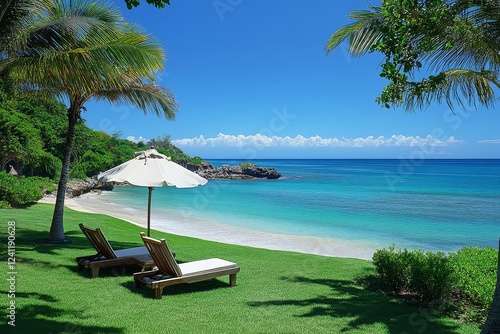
[325,0,499,111]
[1,0,178,241]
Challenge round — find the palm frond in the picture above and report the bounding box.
[0,0,42,53]
[402,69,499,111]
[423,6,500,75]
[325,7,383,56]
[18,0,124,55]
[3,16,166,98]
[94,83,178,119]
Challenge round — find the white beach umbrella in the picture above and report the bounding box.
[97,148,208,236]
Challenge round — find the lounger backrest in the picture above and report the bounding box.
[140,232,182,277]
[79,223,117,259]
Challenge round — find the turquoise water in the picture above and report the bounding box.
[98,159,500,253]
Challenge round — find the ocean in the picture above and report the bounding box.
[77,159,500,259]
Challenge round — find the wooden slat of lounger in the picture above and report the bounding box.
[140,232,181,277]
[79,224,117,259]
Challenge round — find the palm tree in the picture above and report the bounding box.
[325,0,499,111]
[1,0,178,241]
[326,2,500,332]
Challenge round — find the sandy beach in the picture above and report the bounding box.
[39,192,375,260]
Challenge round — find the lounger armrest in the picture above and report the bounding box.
[134,269,161,280]
[76,253,103,262]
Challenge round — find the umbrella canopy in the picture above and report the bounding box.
[98,148,207,236]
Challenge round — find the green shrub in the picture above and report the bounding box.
[372,245,412,293]
[30,177,57,194]
[369,245,497,325]
[0,172,48,207]
[69,164,88,180]
[240,162,255,169]
[0,200,11,209]
[36,151,62,179]
[448,246,498,323]
[190,156,203,165]
[409,250,452,302]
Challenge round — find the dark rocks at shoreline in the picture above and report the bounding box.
[193,162,281,180]
[45,178,114,199]
[50,162,281,199]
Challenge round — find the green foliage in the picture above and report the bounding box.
[0,107,44,168]
[370,245,497,324]
[71,127,115,178]
[156,145,202,165]
[0,172,44,207]
[372,245,413,293]
[409,249,451,302]
[190,156,203,165]
[29,176,56,194]
[125,0,170,9]
[0,200,11,209]
[0,93,65,178]
[327,0,500,110]
[372,0,453,108]
[35,151,62,179]
[0,81,196,181]
[148,134,173,150]
[449,246,498,323]
[240,162,256,169]
[15,97,68,160]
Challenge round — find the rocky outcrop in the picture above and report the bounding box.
[46,161,281,199]
[49,178,114,198]
[194,162,281,180]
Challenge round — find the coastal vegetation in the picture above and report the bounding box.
[0,89,200,208]
[327,2,499,331]
[0,0,178,242]
[0,1,498,332]
[364,245,498,324]
[326,0,499,111]
[0,173,55,209]
[0,204,481,333]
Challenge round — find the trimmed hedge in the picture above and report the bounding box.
[369,245,498,324]
[449,246,498,323]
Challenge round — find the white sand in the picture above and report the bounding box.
[39,193,375,260]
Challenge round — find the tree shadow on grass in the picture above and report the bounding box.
[122,278,232,299]
[3,227,153,279]
[0,294,125,334]
[13,228,146,256]
[248,276,467,334]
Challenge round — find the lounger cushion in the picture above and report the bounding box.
[114,246,149,258]
[178,258,238,276]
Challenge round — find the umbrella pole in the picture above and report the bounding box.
[147,187,153,237]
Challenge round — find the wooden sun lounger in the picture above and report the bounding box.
[134,232,240,299]
[77,223,154,278]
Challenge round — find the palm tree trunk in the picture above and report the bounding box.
[482,238,500,334]
[48,107,77,241]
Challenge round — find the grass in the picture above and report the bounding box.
[0,203,480,334]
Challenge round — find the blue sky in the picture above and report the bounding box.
[83,0,500,159]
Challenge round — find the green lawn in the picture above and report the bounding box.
[0,203,480,333]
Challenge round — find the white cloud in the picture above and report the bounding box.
[127,135,150,143]
[172,133,460,148]
[478,139,500,144]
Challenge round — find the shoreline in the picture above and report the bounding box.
[39,193,375,260]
